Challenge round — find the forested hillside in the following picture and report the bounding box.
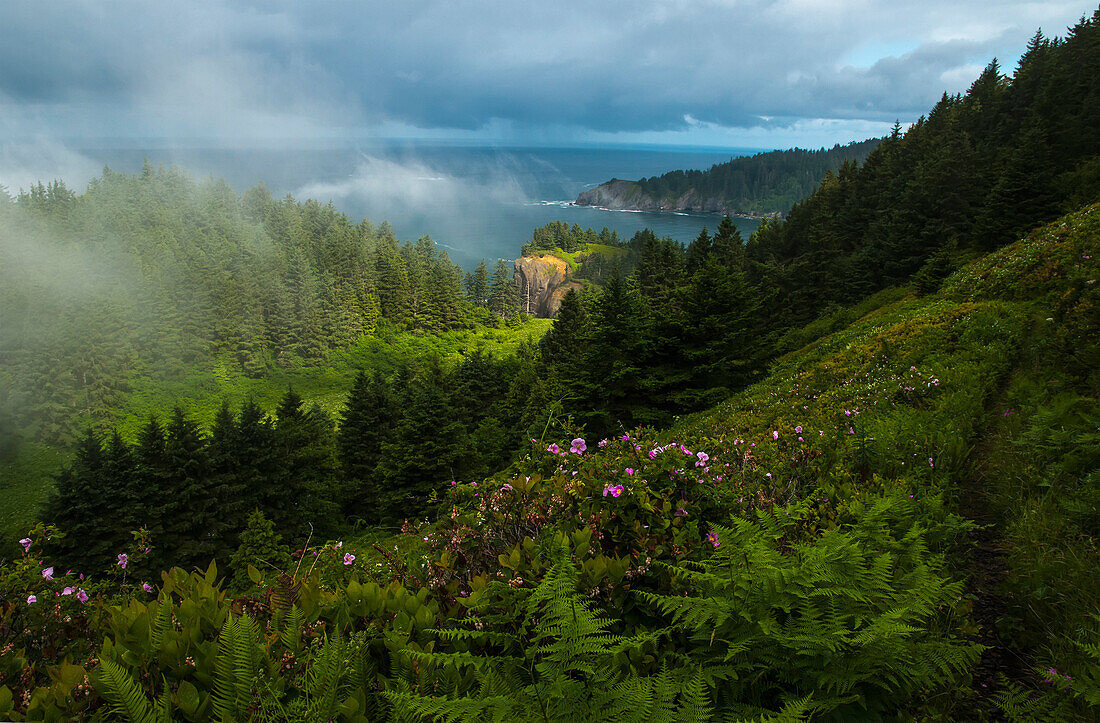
[0,166,525,445]
[0,167,540,541]
[2,11,1100,722]
[575,138,880,215]
[6,200,1098,721]
[747,23,1100,329]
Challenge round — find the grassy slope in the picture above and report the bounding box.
[658,203,1098,714]
[0,318,552,542]
[493,203,1097,715]
[529,243,627,273]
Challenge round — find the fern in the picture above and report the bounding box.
[94,658,155,723]
[212,613,262,721]
[642,491,982,718]
[387,543,712,723]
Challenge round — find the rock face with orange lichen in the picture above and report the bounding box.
[513,254,582,317]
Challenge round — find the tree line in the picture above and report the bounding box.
[630,138,881,214]
[0,166,519,445]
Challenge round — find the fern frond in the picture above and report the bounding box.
[94,658,154,723]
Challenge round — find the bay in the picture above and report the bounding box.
[74,142,764,269]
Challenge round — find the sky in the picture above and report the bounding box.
[0,0,1092,152]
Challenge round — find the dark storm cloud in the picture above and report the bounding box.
[0,0,1089,139]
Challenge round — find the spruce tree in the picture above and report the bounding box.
[229,509,292,591]
[43,430,109,573]
[488,259,520,318]
[207,401,250,559]
[338,370,396,521]
[466,259,490,307]
[685,227,712,275]
[161,408,214,570]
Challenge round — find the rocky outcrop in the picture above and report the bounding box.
[575,179,777,217]
[513,255,582,318]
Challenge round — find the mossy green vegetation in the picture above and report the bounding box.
[4,202,1098,720]
[3,13,1100,718]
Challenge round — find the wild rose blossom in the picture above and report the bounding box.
[570,438,586,454]
[602,484,624,497]
[547,443,560,454]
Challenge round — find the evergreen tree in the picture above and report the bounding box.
[338,370,396,521]
[161,408,214,570]
[228,509,292,591]
[711,215,745,270]
[685,227,712,275]
[133,416,169,566]
[488,259,521,318]
[273,388,340,539]
[206,401,250,559]
[466,259,490,307]
[577,274,652,434]
[43,430,109,573]
[375,362,465,522]
[676,258,763,408]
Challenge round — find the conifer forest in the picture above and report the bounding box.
[2,6,1100,722]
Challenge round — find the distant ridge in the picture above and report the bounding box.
[575,138,881,217]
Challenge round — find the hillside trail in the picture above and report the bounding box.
[955,317,1038,714]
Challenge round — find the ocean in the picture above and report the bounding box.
[73,142,765,269]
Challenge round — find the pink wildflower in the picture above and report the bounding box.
[343,553,355,565]
[598,439,609,448]
[76,589,88,603]
[142,583,154,593]
[335,541,343,549]
[648,450,657,459]
[27,595,36,604]
[570,438,587,454]
[502,483,513,491]
[772,430,778,440]
[795,426,802,434]
[19,537,31,553]
[117,553,128,569]
[625,468,634,475]
[622,435,630,441]
[696,451,709,464]
[706,531,720,548]
[547,443,560,454]
[62,586,74,595]
[42,566,54,580]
